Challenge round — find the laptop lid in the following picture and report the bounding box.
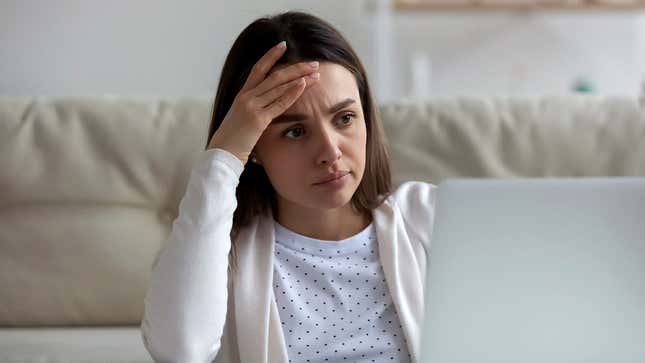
[420,177,645,363]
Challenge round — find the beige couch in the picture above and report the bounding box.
[1,96,643,362]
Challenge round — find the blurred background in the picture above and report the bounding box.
[2,0,645,103]
[2,2,645,362]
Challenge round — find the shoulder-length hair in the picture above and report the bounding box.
[206,11,392,241]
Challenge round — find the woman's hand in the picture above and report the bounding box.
[207,41,320,165]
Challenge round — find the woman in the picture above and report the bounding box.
[141,11,436,363]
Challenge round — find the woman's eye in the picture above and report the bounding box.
[338,113,355,125]
[284,127,304,139]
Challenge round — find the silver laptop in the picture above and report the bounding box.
[420,177,645,363]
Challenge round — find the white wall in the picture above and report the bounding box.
[2,0,645,102]
[391,10,645,100]
[0,0,370,97]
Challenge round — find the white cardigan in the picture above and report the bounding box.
[141,148,437,363]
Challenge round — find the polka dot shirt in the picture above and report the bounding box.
[272,221,412,363]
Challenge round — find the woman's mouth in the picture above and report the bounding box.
[313,171,350,188]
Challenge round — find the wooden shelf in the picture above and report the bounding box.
[394,0,645,11]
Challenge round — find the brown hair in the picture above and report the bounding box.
[206,11,392,244]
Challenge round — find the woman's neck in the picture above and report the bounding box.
[275,203,372,241]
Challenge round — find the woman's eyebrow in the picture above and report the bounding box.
[327,98,356,114]
[270,98,356,125]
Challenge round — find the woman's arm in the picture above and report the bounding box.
[140,148,243,363]
[139,39,321,363]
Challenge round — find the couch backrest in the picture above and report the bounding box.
[1,96,643,326]
[381,97,645,186]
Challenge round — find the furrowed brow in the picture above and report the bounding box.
[270,98,356,125]
[270,113,307,125]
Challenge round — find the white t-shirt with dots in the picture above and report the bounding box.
[273,220,412,363]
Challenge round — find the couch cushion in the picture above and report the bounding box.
[0,327,152,362]
[380,97,645,186]
[0,98,210,325]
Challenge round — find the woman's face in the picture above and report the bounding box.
[254,62,367,214]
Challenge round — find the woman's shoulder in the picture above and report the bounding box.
[389,181,438,211]
[385,181,438,246]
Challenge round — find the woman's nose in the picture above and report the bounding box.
[316,128,342,165]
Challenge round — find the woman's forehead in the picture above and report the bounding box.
[288,63,360,109]
[268,61,351,82]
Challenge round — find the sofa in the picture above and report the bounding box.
[1,96,643,362]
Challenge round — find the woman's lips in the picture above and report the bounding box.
[313,172,350,189]
[314,171,350,185]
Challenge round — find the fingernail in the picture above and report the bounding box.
[277,41,286,49]
[308,72,320,79]
[309,61,319,68]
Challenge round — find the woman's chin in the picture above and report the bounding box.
[309,189,356,210]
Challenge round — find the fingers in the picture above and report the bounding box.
[255,72,320,108]
[236,40,321,130]
[240,41,287,93]
[262,77,307,120]
[252,61,320,97]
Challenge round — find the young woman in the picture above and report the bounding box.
[141,11,436,363]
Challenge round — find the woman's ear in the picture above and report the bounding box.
[250,151,262,165]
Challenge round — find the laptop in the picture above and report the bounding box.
[420,177,645,363]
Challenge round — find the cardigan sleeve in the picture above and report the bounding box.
[391,181,438,253]
[140,148,244,363]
